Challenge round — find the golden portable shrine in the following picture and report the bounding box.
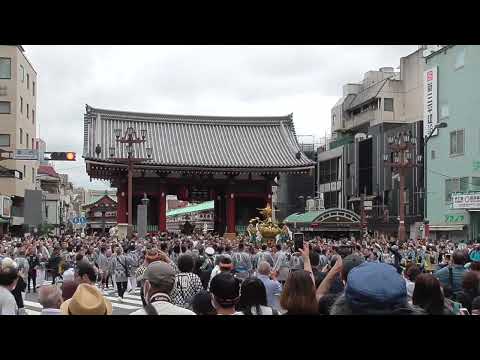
[247,204,289,246]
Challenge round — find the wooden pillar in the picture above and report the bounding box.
[158,185,167,233]
[226,191,236,235]
[117,182,127,224]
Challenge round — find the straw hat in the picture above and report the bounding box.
[60,284,113,315]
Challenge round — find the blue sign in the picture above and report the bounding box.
[71,217,87,225]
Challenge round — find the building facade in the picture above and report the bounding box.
[425,45,480,243]
[0,46,38,231]
[320,48,425,238]
[166,200,214,233]
[275,138,318,221]
[83,105,314,236]
[82,194,117,234]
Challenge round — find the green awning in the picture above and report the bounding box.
[167,200,214,217]
[283,211,322,224]
[0,217,10,224]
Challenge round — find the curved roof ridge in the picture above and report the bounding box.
[86,104,292,124]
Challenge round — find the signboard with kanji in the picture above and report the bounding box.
[424,66,438,138]
[452,192,480,209]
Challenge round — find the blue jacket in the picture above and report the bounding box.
[434,265,466,293]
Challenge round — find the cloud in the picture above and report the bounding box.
[24,45,418,189]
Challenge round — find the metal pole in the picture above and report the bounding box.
[102,207,106,235]
[399,164,406,244]
[424,139,428,223]
[128,159,133,237]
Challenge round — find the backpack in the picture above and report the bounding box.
[447,267,462,301]
[144,304,157,315]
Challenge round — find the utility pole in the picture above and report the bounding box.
[384,131,422,244]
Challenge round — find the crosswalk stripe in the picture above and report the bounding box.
[24,308,41,315]
[104,296,143,306]
[123,293,141,300]
[109,301,139,310]
[24,300,43,309]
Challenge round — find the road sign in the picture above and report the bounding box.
[71,216,87,225]
[14,149,39,160]
[364,200,373,210]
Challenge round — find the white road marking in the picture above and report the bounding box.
[24,300,43,309]
[105,296,143,306]
[24,308,41,315]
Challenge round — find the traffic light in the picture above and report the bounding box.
[49,152,76,161]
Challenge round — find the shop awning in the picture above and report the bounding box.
[0,217,10,224]
[429,224,465,231]
[283,211,323,224]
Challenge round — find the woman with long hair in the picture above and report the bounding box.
[279,270,318,315]
[412,273,450,315]
[237,277,278,315]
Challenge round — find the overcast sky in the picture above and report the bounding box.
[24,45,417,190]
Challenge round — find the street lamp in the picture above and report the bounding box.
[423,121,448,228]
[110,128,152,238]
[384,129,422,244]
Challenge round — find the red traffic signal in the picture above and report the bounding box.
[49,152,76,161]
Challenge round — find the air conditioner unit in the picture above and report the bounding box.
[423,49,433,58]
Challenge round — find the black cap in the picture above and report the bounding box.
[210,272,240,307]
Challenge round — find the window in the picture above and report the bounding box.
[27,74,30,89]
[0,134,10,146]
[26,133,29,149]
[0,101,11,114]
[20,97,23,113]
[384,98,394,111]
[20,65,24,82]
[472,177,480,191]
[20,128,23,144]
[32,109,35,124]
[332,114,336,126]
[445,177,469,202]
[33,81,36,96]
[440,104,449,119]
[31,138,34,149]
[23,165,26,180]
[0,58,12,79]
[32,168,35,184]
[431,150,435,160]
[27,104,29,119]
[455,48,465,70]
[450,130,465,156]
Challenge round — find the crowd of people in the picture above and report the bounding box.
[1,230,480,315]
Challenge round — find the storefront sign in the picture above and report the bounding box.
[444,214,465,223]
[452,192,480,209]
[424,66,438,138]
[0,196,11,218]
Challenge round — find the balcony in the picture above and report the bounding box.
[344,109,379,130]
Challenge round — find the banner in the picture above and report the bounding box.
[452,192,480,209]
[424,66,438,138]
[0,196,11,218]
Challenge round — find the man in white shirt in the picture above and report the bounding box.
[131,261,194,315]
